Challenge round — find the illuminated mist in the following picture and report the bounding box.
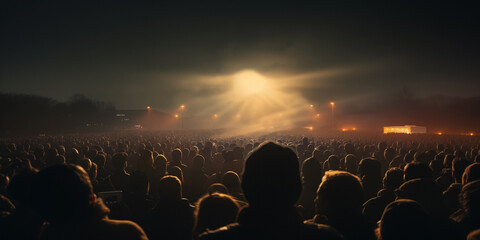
[174,69,319,136]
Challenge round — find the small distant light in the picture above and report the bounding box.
[179,104,185,110]
[174,114,179,118]
[309,104,314,108]
[470,132,474,136]
[304,126,314,131]
[147,106,151,110]
[330,102,335,106]
[437,132,443,136]
[341,128,347,132]
[352,127,356,131]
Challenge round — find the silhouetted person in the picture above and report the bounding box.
[170,148,188,173]
[221,171,245,202]
[322,154,338,171]
[463,163,480,184]
[110,152,131,192]
[30,164,148,240]
[142,175,194,240]
[403,162,433,181]
[344,154,358,174]
[0,170,43,240]
[194,193,239,238]
[377,199,430,240]
[200,142,342,240]
[396,178,462,239]
[185,155,208,202]
[313,170,376,240]
[298,157,323,220]
[363,168,403,226]
[358,158,382,201]
[454,180,480,237]
[125,171,155,223]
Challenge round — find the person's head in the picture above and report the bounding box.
[379,199,430,240]
[157,175,182,200]
[154,155,168,174]
[384,148,396,162]
[194,193,239,234]
[7,170,36,207]
[358,157,381,180]
[31,164,97,224]
[207,183,229,195]
[168,166,184,183]
[130,171,150,197]
[138,149,154,173]
[171,148,182,164]
[344,143,355,155]
[315,170,363,217]
[93,154,106,170]
[344,154,359,174]
[443,154,455,168]
[460,180,480,221]
[403,162,432,182]
[222,171,241,192]
[241,141,301,209]
[383,168,404,190]
[452,158,470,183]
[302,157,323,184]
[192,155,205,171]
[463,163,480,185]
[395,178,443,216]
[111,152,128,171]
[326,155,340,170]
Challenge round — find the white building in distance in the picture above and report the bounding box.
[383,125,427,134]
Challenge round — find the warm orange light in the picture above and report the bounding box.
[437,132,443,136]
[147,106,151,110]
[470,132,475,136]
[352,127,356,131]
[213,114,218,119]
[179,104,185,110]
[309,104,314,108]
[330,102,335,106]
[315,113,321,118]
[304,126,314,131]
[174,114,179,118]
[341,128,347,132]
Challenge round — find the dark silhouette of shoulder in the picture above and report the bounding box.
[199,222,343,240]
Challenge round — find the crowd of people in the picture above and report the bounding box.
[0,132,480,239]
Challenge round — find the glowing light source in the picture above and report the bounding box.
[179,104,185,110]
[213,114,218,119]
[330,102,335,106]
[470,132,475,136]
[174,114,179,118]
[233,70,270,97]
[147,106,151,110]
[309,104,314,108]
[304,126,314,131]
[437,132,443,135]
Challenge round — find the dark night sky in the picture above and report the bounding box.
[1,1,479,111]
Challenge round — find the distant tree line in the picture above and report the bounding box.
[0,93,116,136]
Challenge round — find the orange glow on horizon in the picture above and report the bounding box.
[304,126,314,131]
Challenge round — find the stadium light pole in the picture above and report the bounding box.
[330,102,335,131]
